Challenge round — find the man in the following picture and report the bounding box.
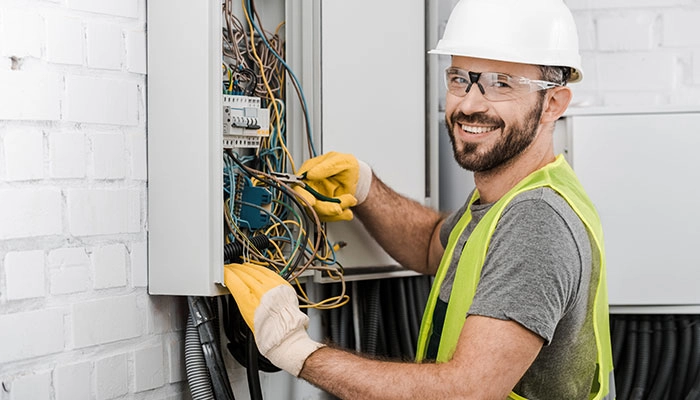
[225,0,615,398]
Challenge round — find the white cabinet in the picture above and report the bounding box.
[560,108,700,310]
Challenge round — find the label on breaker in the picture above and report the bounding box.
[223,95,270,149]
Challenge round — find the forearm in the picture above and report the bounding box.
[353,174,445,275]
[300,346,461,400]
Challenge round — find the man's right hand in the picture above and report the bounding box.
[295,152,372,222]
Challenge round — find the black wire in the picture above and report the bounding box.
[246,327,264,400]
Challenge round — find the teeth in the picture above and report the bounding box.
[462,124,498,134]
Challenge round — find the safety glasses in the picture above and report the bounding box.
[444,67,562,102]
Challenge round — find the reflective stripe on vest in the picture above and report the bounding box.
[415,155,614,400]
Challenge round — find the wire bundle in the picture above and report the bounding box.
[611,313,700,400]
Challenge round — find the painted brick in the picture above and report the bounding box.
[0,71,62,121]
[130,240,147,287]
[166,336,186,383]
[50,266,91,295]
[71,294,142,348]
[67,0,139,18]
[95,353,128,400]
[603,91,666,106]
[48,247,90,267]
[0,188,62,240]
[663,9,700,47]
[0,309,64,363]
[49,132,87,178]
[128,132,147,181]
[8,371,51,400]
[87,23,123,70]
[573,13,596,51]
[597,13,656,51]
[133,343,165,392]
[597,52,675,91]
[0,9,43,58]
[55,361,91,400]
[4,250,46,300]
[125,29,146,74]
[92,243,127,289]
[3,128,44,181]
[63,75,138,126]
[45,14,84,65]
[90,133,126,179]
[66,188,140,236]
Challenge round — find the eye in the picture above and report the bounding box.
[448,74,468,85]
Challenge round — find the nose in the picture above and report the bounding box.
[453,83,490,114]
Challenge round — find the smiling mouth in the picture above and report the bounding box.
[461,124,500,134]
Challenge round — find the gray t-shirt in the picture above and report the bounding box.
[436,187,598,400]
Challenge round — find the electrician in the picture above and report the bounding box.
[225,0,615,398]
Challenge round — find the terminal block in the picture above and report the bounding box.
[222,95,271,149]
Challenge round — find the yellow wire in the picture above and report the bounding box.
[242,0,296,172]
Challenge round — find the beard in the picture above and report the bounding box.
[446,98,545,172]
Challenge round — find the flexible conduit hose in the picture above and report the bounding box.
[363,280,382,356]
[647,316,677,400]
[246,331,263,400]
[403,278,420,344]
[328,284,342,344]
[672,316,693,400]
[618,319,638,400]
[629,317,651,400]
[223,235,271,264]
[394,278,415,359]
[188,297,235,400]
[612,317,627,372]
[648,317,663,394]
[684,319,700,397]
[185,313,215,400]
[381,279,402,358]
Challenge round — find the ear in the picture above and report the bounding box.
[540,86,572,124]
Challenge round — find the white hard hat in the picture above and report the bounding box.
[431,0,583,83]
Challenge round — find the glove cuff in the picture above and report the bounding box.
[265,329,326,376]
[355,160,372,205]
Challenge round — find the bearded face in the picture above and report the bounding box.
[445,96,545,173]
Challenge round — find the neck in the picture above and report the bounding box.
[473,141,555,204]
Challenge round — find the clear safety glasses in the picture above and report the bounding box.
[444,67,562,102]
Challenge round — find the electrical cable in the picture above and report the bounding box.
[671,316,693,400]
[629,316,651,400]
[246,328,264,400]
[188,297,236,400]
[185,313,216,400]
[394,279,415,359]
[684,316,700,396]
[647,316,677,400]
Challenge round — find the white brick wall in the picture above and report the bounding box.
[0,1,187,399]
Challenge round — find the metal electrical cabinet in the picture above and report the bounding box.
[556,107,700,313]
[147,1,435,295]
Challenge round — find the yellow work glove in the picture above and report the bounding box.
[224,262,324,376]
[294,151,372,222]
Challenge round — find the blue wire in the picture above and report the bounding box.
[245,0,317,157]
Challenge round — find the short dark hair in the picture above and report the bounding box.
[539,65,572,86]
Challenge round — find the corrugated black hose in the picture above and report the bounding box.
[394,278,415,359]
[671,316,693,400]
[618,319,638,400]
[612,317,627,373]
[647,317,664,395]
[380,279,402,358]
[629,317,651,400]
[403,277,420,345]
[362,280,381,356]
[647,316,677,400]
[188,296,235,400]
[684,317,700,397]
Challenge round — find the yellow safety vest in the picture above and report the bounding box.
[415,155,614,400]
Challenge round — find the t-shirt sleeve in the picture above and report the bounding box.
[467,196,582,345]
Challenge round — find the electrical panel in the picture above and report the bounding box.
[147,1,435,296]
